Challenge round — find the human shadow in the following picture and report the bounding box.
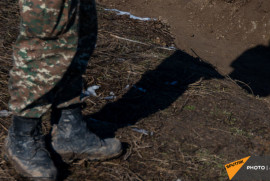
[229,43,270,97]
[86,43,270,139]
[85,49,224,138]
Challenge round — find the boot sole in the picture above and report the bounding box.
[2,144,56,181]
[59,149,123,163]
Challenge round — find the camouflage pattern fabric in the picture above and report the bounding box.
[9,0,97,118]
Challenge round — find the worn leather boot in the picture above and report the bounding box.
[4,116,57,181]
[51,107,122,162]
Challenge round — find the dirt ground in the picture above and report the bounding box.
[1,0,270,181]
[97,0,270,74]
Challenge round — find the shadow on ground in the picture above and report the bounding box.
[85,49,224,138]
[229,42,270,97]
[85,43,270,139]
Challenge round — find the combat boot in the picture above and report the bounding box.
[51,107,122,162]
[3,116,57,181]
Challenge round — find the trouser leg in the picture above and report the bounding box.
[8,0,97,118]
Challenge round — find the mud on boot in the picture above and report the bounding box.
[51,106,122,162]
[3,116,57,181]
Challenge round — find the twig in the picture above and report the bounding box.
[110,34,149,46]
[179,97,190,112]
[101,162,144,181]
[189,77,203,87]
[0,121,8,132]
[208,127,232,134]
[192,128,201,138]
[110,34,176,51]
[225,75,254,95]
[124,144,133,160]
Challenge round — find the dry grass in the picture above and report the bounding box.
[0,1,270,181]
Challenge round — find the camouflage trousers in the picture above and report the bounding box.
[9,0,97,118]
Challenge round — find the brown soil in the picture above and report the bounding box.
[97,0,270,74]
[1,0,270,181]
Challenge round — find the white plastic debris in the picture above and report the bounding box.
[168,46,177,50]
[103,92,116,100]
[110,92,115,96]
[0,110,11,117]
[124,85,130,90]
[132,128,153,136]
[84,85,100,97]
[104,8,156,21]
[132,128,148,135]
[117,58,125,61]
[104,96,116,100]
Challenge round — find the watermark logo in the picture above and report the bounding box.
[225,156,250,180]
[225,156,270,180]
